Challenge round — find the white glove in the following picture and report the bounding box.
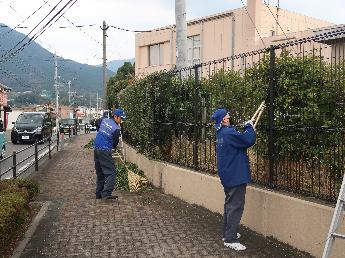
[245,120,253,127]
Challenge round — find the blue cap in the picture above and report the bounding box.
[113,108,127,120]
[211,108,229,131]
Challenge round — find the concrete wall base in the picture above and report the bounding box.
[124,143,344,258]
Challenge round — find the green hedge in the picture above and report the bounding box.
[0,179,39,254]
[117,53,345,164]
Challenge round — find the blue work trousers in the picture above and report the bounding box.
[223,184,246,242]
[94,149,116,198]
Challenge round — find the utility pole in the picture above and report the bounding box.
[67,80,76,108]
[68,80,71,106]
[96,92,99,114]
[175,0,188,70]
[275,0,280,35]
[99,98,103,113]
[102,21,109,109]
[54,53,60,145]
[89,94,92,122]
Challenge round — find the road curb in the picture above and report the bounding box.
[11,201,51,258]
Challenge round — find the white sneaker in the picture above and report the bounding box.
[224,242,246,251]
[222,233,241,241]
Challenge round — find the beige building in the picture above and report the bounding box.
[135,0,333,76]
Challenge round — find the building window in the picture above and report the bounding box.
[149,43,164,66]
[187,34,201,66]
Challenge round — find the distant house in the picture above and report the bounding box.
[0,82,11,107]
[135,0,333,76]
[0,81,12,129]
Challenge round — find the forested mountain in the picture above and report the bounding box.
[0,23,118,105]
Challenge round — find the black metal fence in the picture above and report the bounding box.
[0,135,59,179]
[122,29,345,202]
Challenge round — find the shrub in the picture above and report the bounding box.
[0,179,39,254]
[116,162,129,191]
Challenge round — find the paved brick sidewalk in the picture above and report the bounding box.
[20,134,313,258]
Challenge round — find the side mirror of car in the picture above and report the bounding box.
[12,122,15,124]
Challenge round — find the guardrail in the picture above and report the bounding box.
[0,126,91,180]
[0,136,58,179]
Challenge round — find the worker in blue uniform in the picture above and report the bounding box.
[93,108,127,200]
[211,108,256,251]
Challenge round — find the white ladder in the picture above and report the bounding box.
[322,173,345,258]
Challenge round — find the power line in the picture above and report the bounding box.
[0,1,85,91]
[4,56,54,83]
[263,0,288,39]
[109,25,150,33]
[0,0,77,62]
[0,66,33,89]
[240,0,266,48]
[0,25,28,28]
[0,0,53,39]
[31,0,79,43]
[262,1,300,56]
[57,21,101,45]
[9,5,16,12]
[2,23,152,33]
[0,24,97,29]
[0,0,65,61]
[52,24,97,28]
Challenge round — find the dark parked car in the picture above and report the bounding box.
[59,118,77,135]
[11,112,53,144]
[87,119,97,131]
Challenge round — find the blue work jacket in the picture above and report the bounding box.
[93,118,120,151]
[216,124,256,189]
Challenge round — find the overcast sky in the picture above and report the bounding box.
[0,0,344,65]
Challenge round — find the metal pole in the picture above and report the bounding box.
[48,138,51,159]
[4,109,7,131]
[102,21,109,109]
[89,94,92,123]
[35,142,38,171]
[57,130,59,151]
[68,80,71,106]
[193,65,200,170]
[231,14,236,69]
[12,151,17,178]
[151,81,156,156]
[96,92,99,114]
[268,46,276,187]
[175,0,188,70]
